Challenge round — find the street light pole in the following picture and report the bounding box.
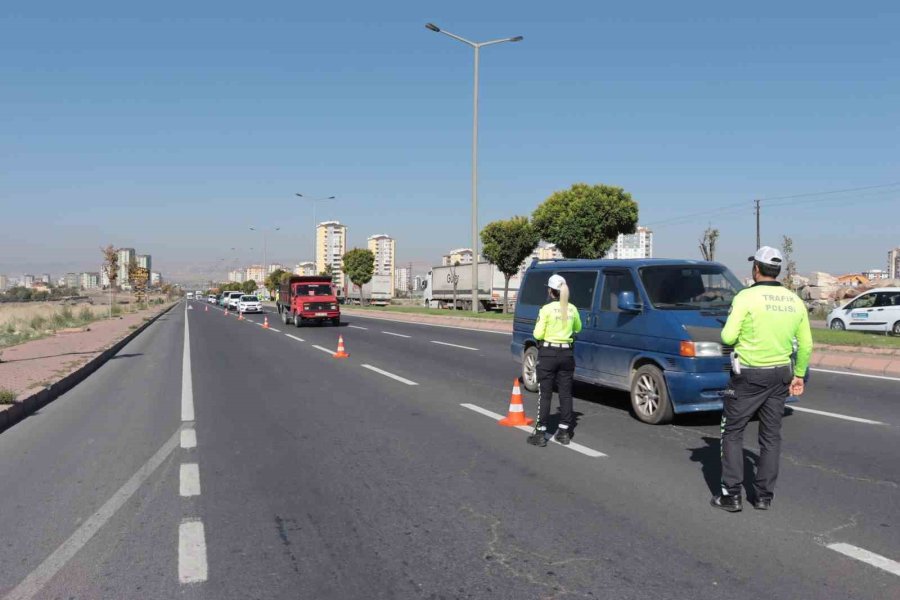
[425,23,523,313]
[249,227,280,283]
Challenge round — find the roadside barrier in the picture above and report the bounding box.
[499,378,534,427]
[333,335,350,359]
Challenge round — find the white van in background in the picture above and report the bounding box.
[827,288,900,335]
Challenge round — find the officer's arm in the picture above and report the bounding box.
[721,293,747,346]
[794,303,813,377]
[572,309,583,334]
[533,306,548,341]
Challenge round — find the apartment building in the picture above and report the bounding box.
[607,227,653,259]
[316,221,347,290]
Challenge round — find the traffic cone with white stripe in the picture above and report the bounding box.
[205,304,208,312]
[499,378,533,427]
[238,311,244,321]
[333,335,349,359]
[263,315,269,329]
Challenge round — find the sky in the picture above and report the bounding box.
[2,1,898,282]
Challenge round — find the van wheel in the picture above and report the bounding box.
[281,310,290,325]
[830,319,845,331]
[893,321,900,336]
[521,346,540,393]
[630,365,674,425]
[293,313,302,328]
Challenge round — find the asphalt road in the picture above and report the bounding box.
[0,300,897,599]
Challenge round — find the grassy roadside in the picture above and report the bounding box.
[0,299,168,350]
[811,328,900,350]
[346,305,515,321]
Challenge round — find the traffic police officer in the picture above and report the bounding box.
[712,246,812,512]
[528,274,582,447]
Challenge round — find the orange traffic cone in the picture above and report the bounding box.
[498,378,534,427]
[333,335,350,359]
[263,315,269,329]
[238,311,244,321]
[204,304,208,312]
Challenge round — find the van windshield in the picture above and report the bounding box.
[639,265,742,310]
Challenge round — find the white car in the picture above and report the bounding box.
[827,287,900,335]
[207,294,217,304]
[225,291,243,310]
[186,292,194,300]
[237,295,263,314]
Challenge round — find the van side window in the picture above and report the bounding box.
[848,294,876,310]
[558,271,598,309]
[876,291,900,307]
[519,271,552,305]
[600,271,638,312]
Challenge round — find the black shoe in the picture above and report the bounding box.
[554,430,571,445]
[527,432,547,447]
[710,494,742,512]
[753,498,772,510]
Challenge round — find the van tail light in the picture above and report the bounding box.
[679,341,696,357]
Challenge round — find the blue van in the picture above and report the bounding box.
[511,258,746,424]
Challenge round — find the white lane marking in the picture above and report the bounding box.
[179,463,201,497]
[431,340,478,351]
[312,344,336,355]
[382,331,411,338]
[827,543,900,577]
[2,430,180,600]
[361,364,418,386]
[181,308,194,422]
[180,429,197,449]
[460,403,607,458]
[269,327,281,332]
[285,334,305,343]
[178,519,209,583]
[789,405,884,425]
[349,325,368,330]
[811,368,900,383]
[346,312,509,335]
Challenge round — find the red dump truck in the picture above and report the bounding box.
[276,276,341,327]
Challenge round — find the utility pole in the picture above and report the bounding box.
[754,199,761,249]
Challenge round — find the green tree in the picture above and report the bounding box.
[699,226,719,261]
[265,269,287,294]
[531,183,639,258]
[481,216,540,313]
[242,279,257,295]
[342,248,375,305]
[781,236,798,292]
[319,264,334,280]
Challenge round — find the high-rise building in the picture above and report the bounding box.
[889,248,900,280]
[294,262,316,276]
[394,266,411,295]
[40,274,51,284]
[80,272,100,289]
[441,248,474,266]
[150,271,162,286]
[117,248,135,289]
[23,274,35,289]
[413,275,424,292]
[0,274,8,290]
[245,265,266,284]
[64,272,79,289]
[316,221,347,290]
[100,267,110,288]
[228,269,245,283]
[136,254,152,272]
[368,234,396,284]
[607,227,653,259]
[268,263,285,274]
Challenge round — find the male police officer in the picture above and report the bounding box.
[711,246,812,512]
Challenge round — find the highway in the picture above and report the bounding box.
[0,300,897,599]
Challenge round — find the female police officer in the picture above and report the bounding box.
[528,274,582,447]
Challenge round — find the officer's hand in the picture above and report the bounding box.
[790,377,805,397]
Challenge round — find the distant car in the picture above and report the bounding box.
[207,294,217,304]
[218,294,229,307]
[826,287,900,335]
[186,292,194,300]
[223,291,243,310]
[238,295,262,314]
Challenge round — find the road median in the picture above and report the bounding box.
[0,301,178,433]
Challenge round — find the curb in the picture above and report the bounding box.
[0,302,179,434]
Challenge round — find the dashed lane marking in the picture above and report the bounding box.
[382,331,411,338]
[431,340,478,351]
[349,325,368,330]
[179,463,201,497]
[269,327,281,332]
[178,520,208,583]
[789,405,884,425]
[460,403,607,458]
[312,345,336,356]
[180,429,197,449]
[361,364,419,386]
[811,368,900,383]
[827,543,900,578]
[285,334,305,343]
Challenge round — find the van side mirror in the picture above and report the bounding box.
[617,290,642,313]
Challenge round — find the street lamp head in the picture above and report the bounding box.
[510,35,524,42]
[327,196,335,199]
[425,23,440,32]
[249,227,256,231]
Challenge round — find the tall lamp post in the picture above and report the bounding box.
[295,193,336,272]
[249,227,280,281]
[425,22,523,313]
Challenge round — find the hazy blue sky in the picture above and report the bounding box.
[2,1,898,280]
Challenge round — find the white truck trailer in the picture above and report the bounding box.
[424,262,521,312]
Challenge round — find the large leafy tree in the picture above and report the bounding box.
[241,279,258,295]
[532,183,639,258]
[265,269,287,294]
[342,248,375,304]
[481,216,540,313]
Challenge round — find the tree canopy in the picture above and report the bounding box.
[342,249,375,290]
[531,183,639,258]
[481,216,540,313]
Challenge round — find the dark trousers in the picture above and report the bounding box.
[721,366,792,500]
[536,346,575,431]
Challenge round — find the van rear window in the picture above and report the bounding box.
[519,271,551,305]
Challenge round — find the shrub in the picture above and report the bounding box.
[111,305,123,316]
[78,307,94,322]
[0,388,17,404]
[30,315,48,330]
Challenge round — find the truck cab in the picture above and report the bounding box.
[276,276,341,327]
